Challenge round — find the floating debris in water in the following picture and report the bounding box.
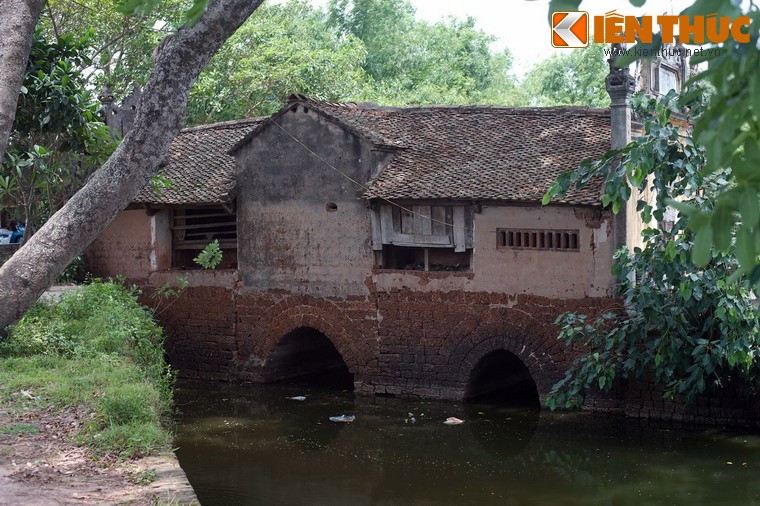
[288,396,307,401]
[444,417,464,425]
[329,415,355,423]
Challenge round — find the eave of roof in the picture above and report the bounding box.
[134,117,266,206]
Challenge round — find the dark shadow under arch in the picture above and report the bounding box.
[263,326,354,390]
[465,349,540,408]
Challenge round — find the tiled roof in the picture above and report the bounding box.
[134,118,265,206]
[242,97,611,206]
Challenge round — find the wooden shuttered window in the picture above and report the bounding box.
[170,207,238,269]
[372,203,473,271]
[171,208,237,250]
[374,204,473,251]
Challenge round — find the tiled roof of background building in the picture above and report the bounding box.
[134,118,265,206]
[139,97,611,207]
[270,98,611,206]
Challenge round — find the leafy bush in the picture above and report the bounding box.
[55,255,86,284]
[543,90,760,409]
[0,280,174,457]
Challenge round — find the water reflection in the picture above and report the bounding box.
[464,403,540,459]
[174,380,760,506]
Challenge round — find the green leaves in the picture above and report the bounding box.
[148,175,174,197]
[117,0,209,27]
[186,0,525,124]
[185,0,210,25]
[117,0,208,25]
[187,1,371,124]
[681,0,741,18]
[193,240,223,269]
[544,87,760,411]
[680,5,760,280]
[523,44,611,108]
[735,227,757,272]
[2,29,116,234]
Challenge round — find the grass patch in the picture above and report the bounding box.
[0,281,174,458]
[0,422,38,436]
[131,467,158,485]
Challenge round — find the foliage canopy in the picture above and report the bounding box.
[544,90,760,409]
[1,30,114,235]
[548,0,760,285]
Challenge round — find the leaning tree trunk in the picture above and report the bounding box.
[0,0,264,329]
[0,0,44,165]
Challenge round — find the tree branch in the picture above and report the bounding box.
[0,0,45,165]
[0,0,265,329]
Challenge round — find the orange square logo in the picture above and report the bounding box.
[551,11,589,48]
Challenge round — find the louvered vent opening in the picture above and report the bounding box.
[496,229,579,251]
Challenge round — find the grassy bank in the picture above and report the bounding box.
[0,281,174,458]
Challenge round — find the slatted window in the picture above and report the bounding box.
[171,207,237,268]
[172,208,237,250]
[497,229,579,251]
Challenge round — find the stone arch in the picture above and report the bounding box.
[464,349,540,406]
[263,326,355,389]
[447,333,561,401]
[236,295,374,383]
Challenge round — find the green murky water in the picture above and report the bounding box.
[174,380,760,506]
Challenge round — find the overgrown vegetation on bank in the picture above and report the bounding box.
[0,281,174,458]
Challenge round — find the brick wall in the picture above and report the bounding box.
[155,283,605,400]
[144,285,237,381]
[622,377,759,426]
[148,284,759,426]
[87,209,152,282]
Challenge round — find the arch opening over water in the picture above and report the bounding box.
[263,327,354,390]
[465,349,540,408]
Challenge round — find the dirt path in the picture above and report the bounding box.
[0,406,198,505]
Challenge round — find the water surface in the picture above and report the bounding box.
[174,380,760,506]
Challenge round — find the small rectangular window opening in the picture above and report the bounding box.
[171,207,238,269]
[496,228,579,252]
[381,245,471,271]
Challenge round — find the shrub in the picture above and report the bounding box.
[0,280,174,458]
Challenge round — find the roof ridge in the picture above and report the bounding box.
[384,105,611,116]
[287,95,610,116]
[229,101,402,154]
[180,117,267,133]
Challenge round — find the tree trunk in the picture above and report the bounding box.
[0,0,264,329]
[0,0,44,165]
